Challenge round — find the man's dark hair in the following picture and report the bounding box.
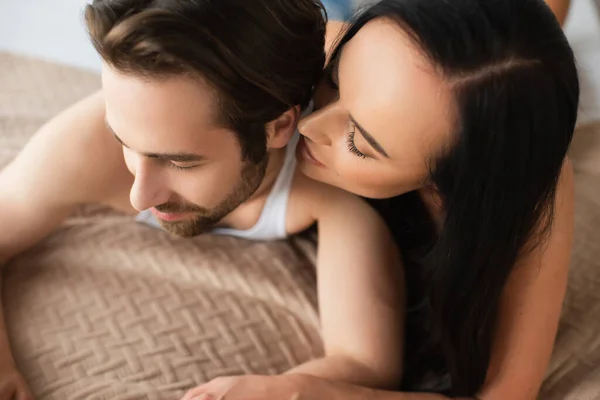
[86,0,326,163]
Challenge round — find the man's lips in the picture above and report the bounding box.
[150,208,194,222]
[297,136,325,167]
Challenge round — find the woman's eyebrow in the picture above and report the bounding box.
[349,115,390,158]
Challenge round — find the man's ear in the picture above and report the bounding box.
[266,106,301,149]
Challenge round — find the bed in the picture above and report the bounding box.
[1,52,599,400]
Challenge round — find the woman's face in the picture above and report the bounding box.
[297,18,456,199]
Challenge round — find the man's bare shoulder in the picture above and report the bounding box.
[1,90,132,208]
[0,91,134,262]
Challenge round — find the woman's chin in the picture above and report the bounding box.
[298,159,334,184]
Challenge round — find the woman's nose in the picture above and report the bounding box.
[298,108,334,146]
[299,76,346,145]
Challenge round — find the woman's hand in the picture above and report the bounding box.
[180,374,477,400]
[180,374,309,400]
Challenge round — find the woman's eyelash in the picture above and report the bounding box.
[347,124,366,159]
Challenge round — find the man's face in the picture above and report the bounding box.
[102,65,268,237]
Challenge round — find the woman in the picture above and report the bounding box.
[186,0,578,399]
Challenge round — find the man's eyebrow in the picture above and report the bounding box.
[105,121,128,148]
[104,118,206,162]
[349,115,390,158]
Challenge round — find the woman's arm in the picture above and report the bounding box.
[473,160,574,399]
[283,177,406,389]
[180,180,407,400]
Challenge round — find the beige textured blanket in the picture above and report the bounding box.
[1,52,600,400]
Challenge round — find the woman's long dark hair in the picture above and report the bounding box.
[331,0,579,396]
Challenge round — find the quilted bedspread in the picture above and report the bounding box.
[1,52,599,400]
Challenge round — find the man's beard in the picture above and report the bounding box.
[154,157,268,237]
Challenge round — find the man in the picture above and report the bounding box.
[0,1,404,399]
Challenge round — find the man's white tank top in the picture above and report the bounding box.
[135,133,299,241]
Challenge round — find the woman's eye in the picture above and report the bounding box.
[346,122,367,159]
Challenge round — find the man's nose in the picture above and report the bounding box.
[129,158,172,211]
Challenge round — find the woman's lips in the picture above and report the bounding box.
[297,136,325,167]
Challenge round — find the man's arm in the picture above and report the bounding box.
[0,90,127,264]
[284,177,405,390]
[0,90,128,390]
